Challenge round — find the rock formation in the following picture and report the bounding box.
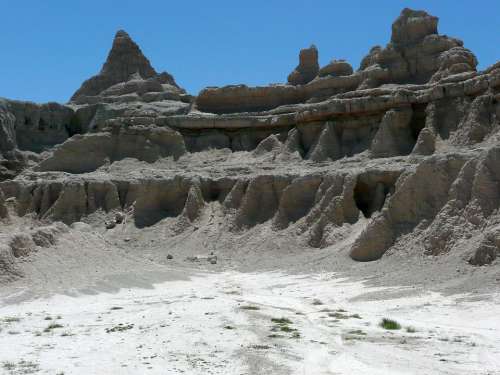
[318,60,353,78]
[1,8,499,282]
[287,45,320,85]
[70,30,186,105]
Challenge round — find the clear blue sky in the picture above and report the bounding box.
[1,0,498,103]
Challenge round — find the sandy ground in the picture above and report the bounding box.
[1,268,499,375]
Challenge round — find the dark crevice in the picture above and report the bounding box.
[410,103,427,142]
[354,174,398,218]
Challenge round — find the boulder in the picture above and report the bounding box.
[318,60,353,77]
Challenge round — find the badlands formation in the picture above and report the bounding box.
[1,8,500,375]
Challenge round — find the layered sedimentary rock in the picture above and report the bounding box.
[1,8,499,282]
[70,30,185,104]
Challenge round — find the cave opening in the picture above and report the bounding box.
[353,179,391,218]
[409,103,427,142]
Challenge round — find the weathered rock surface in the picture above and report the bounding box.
[318,60,353,78]
[70,30,186,105]
[1,7,500,285]
[287,45,320,85]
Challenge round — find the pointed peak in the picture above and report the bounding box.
[114,29,130,39]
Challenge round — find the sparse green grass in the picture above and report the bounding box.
[328,312,349,319]
[328,311,362,320]
[270,316,299,337]
[406,326,416,333]
[43,323,64,332]
[380,318,401,330]
[268,333,284,338]
[240,305,260,311]
[271,317,293,325]
[105,323,134,333]
[279,325,297,333]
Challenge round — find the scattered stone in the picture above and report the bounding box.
[105,220,117,230]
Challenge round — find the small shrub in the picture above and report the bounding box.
[271,317,293,325]
[240,305,260,311]
[224,325,235,330]
[105,323,134,333]
[380,318,401,330]
[44,323,63,332]
[268,333,284,338]
[406,326,416,333]
[279,325,297,333]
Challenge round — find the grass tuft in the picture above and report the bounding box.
[271,317,293,325]
[44,323,64,332]
[240,305,260,311]
[380,318,401,330]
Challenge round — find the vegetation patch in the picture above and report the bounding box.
[44,323,64,332]
[105,323,134,333]
[271,317,293,325]
[380,318,401,330]
[268,333,284,339]
[240,305,260,311]
[328,312,361,320]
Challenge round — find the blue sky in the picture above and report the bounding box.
[0,1,498,103]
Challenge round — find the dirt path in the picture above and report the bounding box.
[1,270,499,374]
